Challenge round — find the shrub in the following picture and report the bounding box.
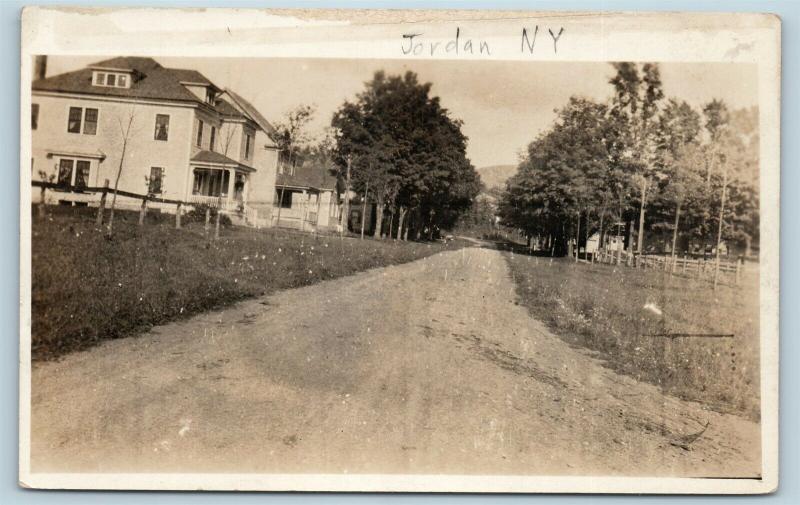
[184,203,233,226]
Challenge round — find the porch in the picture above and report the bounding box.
[188,150,258,225]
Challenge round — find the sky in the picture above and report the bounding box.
[44,56,758,169]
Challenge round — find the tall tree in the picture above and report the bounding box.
[272,104,316,226]
[107,106,138,236]
[332,71,479,240]
[609,62,665,254]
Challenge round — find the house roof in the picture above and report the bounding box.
[191,150,256,172]
[213,98,247,120]
[224,89,277,138]
[168,68,214,86]
[277,162,338,191]
[33,56,205,104]
[35,55,276,142]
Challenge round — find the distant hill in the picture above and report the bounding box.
[476,164,517,191]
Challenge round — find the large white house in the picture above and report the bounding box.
[31,56,281,227]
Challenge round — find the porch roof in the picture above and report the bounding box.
[190,150,256,173]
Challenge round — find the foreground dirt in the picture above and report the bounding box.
[29,247,760,476]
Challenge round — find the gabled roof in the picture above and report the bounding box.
[33,56,205,104]
[224,89,277,138]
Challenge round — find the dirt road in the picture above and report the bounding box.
[29,247,760,476]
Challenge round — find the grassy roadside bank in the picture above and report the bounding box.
[31,207,463,360]
[504,253,760,420]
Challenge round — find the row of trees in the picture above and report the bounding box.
[498,62,759,261]
[273,71,482,240]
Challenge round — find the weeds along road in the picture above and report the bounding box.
[30,246,760,477]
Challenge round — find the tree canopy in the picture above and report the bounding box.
[332,71,481,239]
[499,62,759,258]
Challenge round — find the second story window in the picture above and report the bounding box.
[154,114,169,141]
[31,103,39,130]
[67,107,82,133]
[67,106,99,135]
[244,133,252,160]
[83,108,98,135]
[196,119,204,147]
[209,126,216,152]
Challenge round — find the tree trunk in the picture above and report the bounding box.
[397,206,406,241]
[360,182,369,240]
[107,136,129,236]
[574,212,580,262]
[373,198,384,239]
[341,156,351,237]
[637,177,647,254]
[387,208,394,240]
[671,200,682,272]
[714,166,729,290]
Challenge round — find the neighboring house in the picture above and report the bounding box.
[272,160,342,232]
[31,56,280,227]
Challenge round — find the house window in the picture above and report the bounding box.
[275,189,292,208]
[93,71,131,88]
[154,114,169,141]
[83,108,98,135]
[31,103,39,130]
[67,107,82,133]
[196,119,204,147]
[209,126,216,152]
[244,133,252,160]
[57,159,74,186]
[206,88,215,105]
[148,167,164,194]
[75,161,90,188]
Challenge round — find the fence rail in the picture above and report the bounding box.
[593,247,744,286]
[32,179,260,231]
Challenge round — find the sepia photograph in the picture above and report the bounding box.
[18,8,780,494]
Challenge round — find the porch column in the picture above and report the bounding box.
[227,169,236,203]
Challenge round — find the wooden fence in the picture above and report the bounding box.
[32,179,257,238]
[594,248,744,286]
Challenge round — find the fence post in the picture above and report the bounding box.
[204,207,211,238]
[175,202,182,229]
[38,183,47,219]
[683,255,687,274]
[138,195,148,226]
[736,258,741,285]
[95,179,109,226]
[214,197,221,241]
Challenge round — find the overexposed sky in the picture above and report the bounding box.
[43,56,758,169]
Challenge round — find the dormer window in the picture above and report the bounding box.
[205,88,216,105]
[93,70,131,88]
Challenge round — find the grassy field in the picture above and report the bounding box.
[504,253,760,420]
[31,206,462,360]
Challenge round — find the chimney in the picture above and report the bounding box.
[34,55,47,81]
